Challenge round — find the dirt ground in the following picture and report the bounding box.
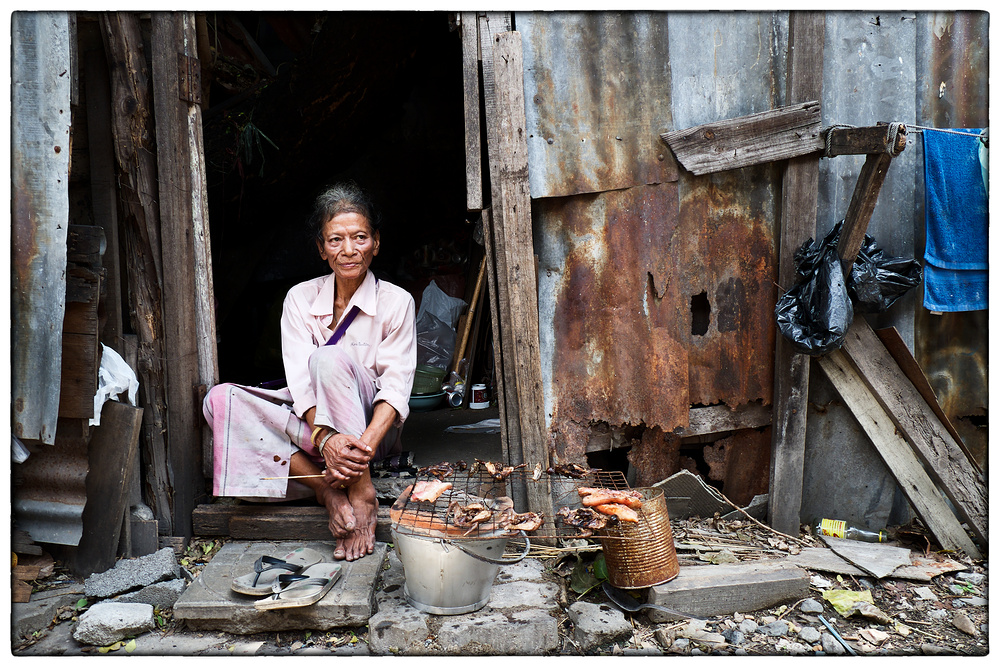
[12,516,989,656]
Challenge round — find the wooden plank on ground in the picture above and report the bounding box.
[768,11,824,537]
[461,11,483,211]
[648,561,810,620]
[660,101,823,175]
[488,30,553,522]
[71,401,144,575]
[817,349,981,558]
[839,319,987,547]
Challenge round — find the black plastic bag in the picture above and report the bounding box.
[848,232,923,313]
[775,225,854,356]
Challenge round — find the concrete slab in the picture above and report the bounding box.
[173,540,386,634]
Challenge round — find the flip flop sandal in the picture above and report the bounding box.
[253,563,343,611]
[231,547,324,596]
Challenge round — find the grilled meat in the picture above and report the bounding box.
[556,506,613,537]
[417,461,457,480]
[578,486,644,510]
[473,459,526,480]
[410,479,453,503]
[447,501,493,531]
[497,508,544,533]
[593,502,639,523]
[545,463,595,479]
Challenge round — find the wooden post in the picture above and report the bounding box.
[836,147,899,269]
[768,11,824,536]
[478,12,521,490]
[461,11,483,212]
[151,11,216,536]
[487,30,553,520]
[100,11,173,534]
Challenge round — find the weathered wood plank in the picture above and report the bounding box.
[461,11,483,211]
[840,319,987,547]
[70,401,143,575]
[824,124,909,157]
[488,30,554,523]
[661,101,823,175]
[648,561,810,620]
[769,11,824,536]
[193,504,393,543]
[151,12,209,537]
[817,349,980,558]
[479,12,521,504]
[101,11,173,533]
[836,150,895,268]
[677,402,772,438]
[874,327,973,468]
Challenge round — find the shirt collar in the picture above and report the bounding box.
[309,270,378,321]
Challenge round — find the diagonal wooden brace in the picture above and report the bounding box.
[835,123,907,269]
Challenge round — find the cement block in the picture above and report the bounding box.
[11,587,85,642]
[73,602,156,646]
[116,578,188,609]
[436,608,560,654]
[84,547,180,598]
[567,600,633,651]
[173,540,385,634]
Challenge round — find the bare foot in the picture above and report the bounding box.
[342,476,378,561]
[317,485,356,545]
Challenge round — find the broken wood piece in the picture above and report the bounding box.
[660,101,823,175]
[823,124,909,157]
[817,349,981,559]
[820,535,911,578]
[647,561,810,620]
[836,150,895,268]
[840,319,987,548]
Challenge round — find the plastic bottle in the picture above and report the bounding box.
[813,518,888,543]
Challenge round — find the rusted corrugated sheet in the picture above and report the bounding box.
[517,12,678,199]
[912,11,988,467]
[539,177,777,460]
[13,435,89,546]
[11,11,73,445]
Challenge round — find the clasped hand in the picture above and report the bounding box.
[321,432,372,487]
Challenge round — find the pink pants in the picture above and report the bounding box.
[203,345,402,499]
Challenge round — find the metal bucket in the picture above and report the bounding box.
[391,527,529,615]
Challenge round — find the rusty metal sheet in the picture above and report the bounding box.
[517,11,679,199]
[11,11,73,444]
[538,178,777,460]
[13,433,89,546]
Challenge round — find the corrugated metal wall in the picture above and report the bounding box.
[11,11,74,445]
[520,10,986,524]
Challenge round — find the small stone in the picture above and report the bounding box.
[921,643,954,655]
[798,626,821,644]
[912,586,938,601]
[800,598,824,614]
[821,632,846,655]
[721,629,745,646]
[952,611,978,636]
[672,637,690,650]
[859,628,889,644]
[927,608,949,621]
[959,597,987,607]
[738,619,759,635]
[761,620,789,637]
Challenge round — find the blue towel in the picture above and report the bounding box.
[922,127,988,311]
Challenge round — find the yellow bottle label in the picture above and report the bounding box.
[820,519,846,538]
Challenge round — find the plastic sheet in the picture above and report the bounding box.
[416,310,456,371]
[91,344,139,426]
[417,280,467,329]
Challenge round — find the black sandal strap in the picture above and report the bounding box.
[250,555,300,587]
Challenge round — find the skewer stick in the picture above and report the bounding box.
[260,474,326,480]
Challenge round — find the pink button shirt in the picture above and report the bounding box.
[280,270,416,424]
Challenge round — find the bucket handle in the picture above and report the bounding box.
[450,531,530,565]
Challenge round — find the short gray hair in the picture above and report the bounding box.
[307,181,381,241]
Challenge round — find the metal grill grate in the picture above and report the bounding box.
[389,460,654,541]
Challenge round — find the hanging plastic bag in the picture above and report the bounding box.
[417,280,467,329]
[416,310,457,372]
[848,232,923,313]
[775,225,854,356]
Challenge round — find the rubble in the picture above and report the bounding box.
[72,602,156,646]
[83,547,181,598]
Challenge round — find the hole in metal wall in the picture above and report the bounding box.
[691,292,710,336]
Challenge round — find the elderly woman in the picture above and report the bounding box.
[204,182,416,562]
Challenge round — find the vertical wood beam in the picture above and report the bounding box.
[151,11,218,536]
[487,30,553,519]
[100,11,173,534]
[768,11,825,535]
[478,12,520,486]
[461,11,483,212]
[836,149,896,269]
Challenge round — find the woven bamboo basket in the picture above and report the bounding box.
[598,486,679,589]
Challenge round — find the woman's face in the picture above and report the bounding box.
[316,211,380,285]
